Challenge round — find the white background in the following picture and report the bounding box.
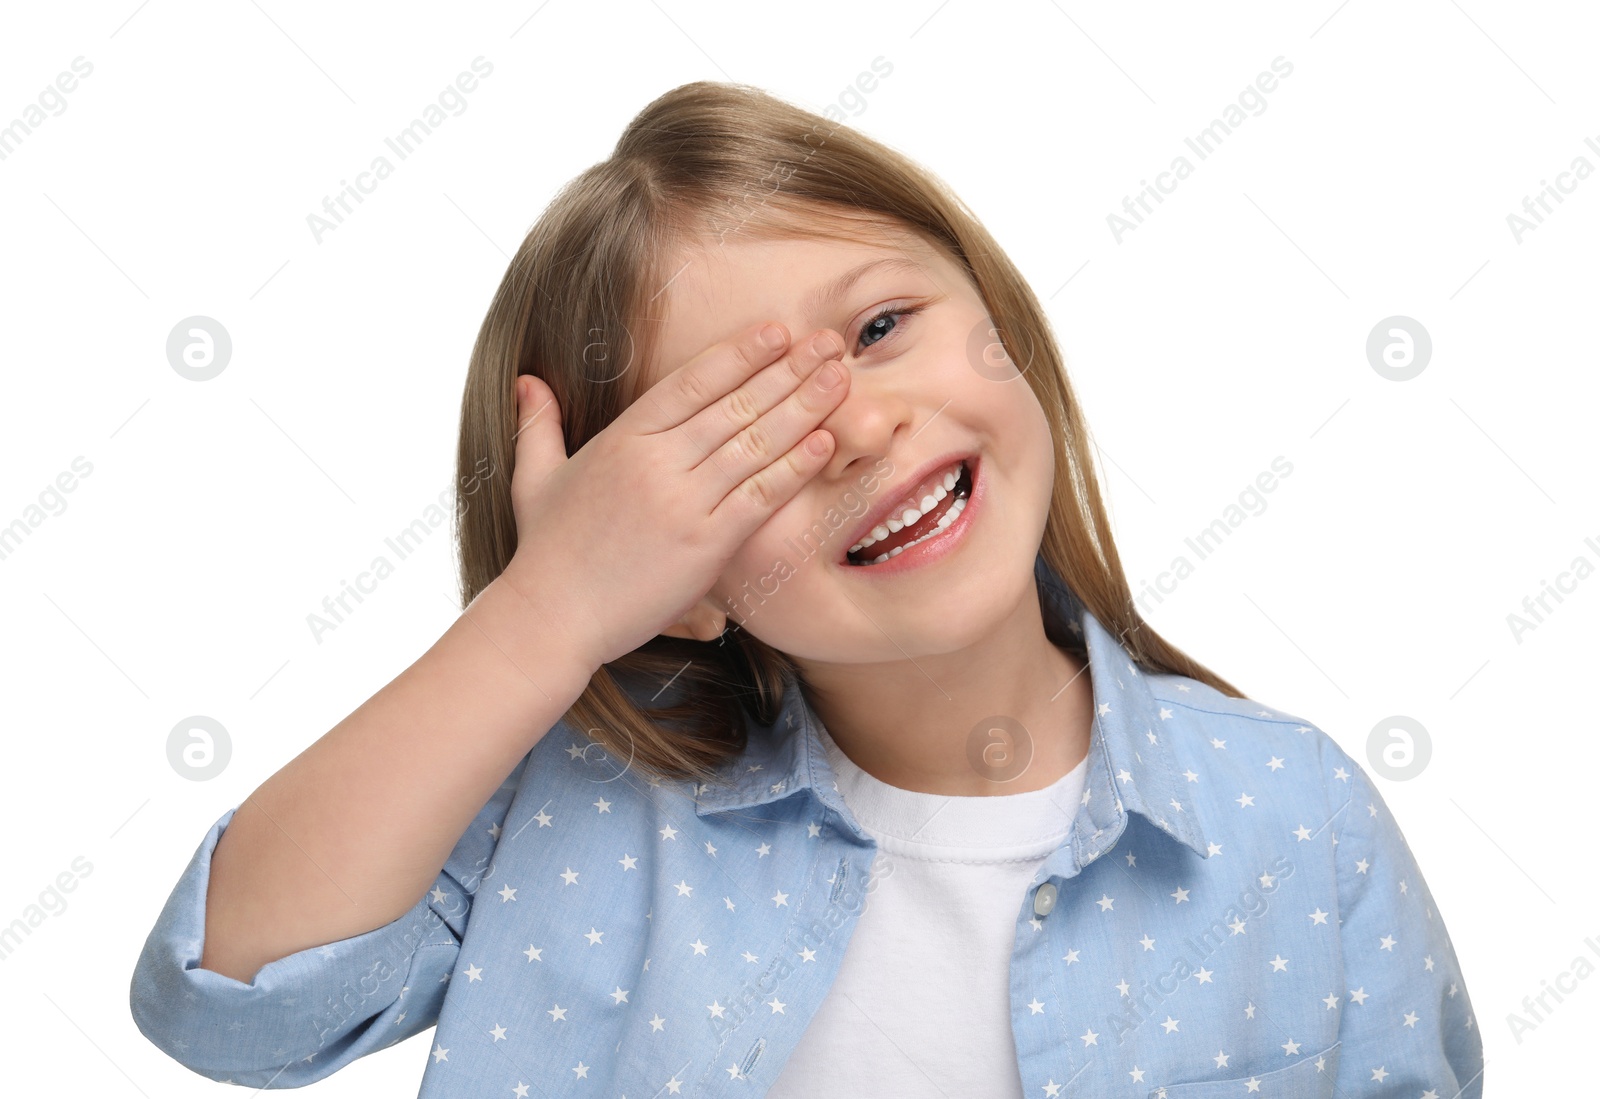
[0,0,1593,1093]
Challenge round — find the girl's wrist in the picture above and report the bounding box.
[469,569,606,693]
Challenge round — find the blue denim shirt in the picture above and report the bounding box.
[130,553,1484,1096]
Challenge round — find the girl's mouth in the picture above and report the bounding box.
[846,458,974,567]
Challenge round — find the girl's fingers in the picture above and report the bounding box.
[715,423,836,531]
[626,321,797,435]
[699,350,848,496]
[667,326,846,487]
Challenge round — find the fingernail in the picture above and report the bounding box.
[760,324,786,350]
[811,333,840,359]
[817,362,843,389]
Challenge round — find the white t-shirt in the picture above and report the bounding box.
[768,725,1090,1096]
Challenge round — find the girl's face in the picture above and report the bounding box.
[644,229,1057,667]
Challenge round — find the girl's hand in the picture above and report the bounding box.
[499,321,850,671]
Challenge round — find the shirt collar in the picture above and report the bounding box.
[691,551,1211,862]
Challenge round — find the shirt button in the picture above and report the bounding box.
[1033,882,1058,917]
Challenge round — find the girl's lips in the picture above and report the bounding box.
[837,450,980,565]
[840,454,983,575]
[847,460,971,563]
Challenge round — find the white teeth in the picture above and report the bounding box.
[848,459,970,555]
[863,497,967,563]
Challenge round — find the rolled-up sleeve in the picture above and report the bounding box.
[130,758,525,1088]
[1329,751,1485,1097]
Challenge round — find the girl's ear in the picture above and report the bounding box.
[659,596,728,642]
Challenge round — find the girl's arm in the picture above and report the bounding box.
[198,572,600,985]
[1326,748,1485,1096]
[198,318,842,985]
[130,753,529,1088]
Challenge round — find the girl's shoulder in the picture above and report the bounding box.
[1146,669,1317,732]
[1142,668,1360,798]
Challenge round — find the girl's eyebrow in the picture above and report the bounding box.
[799,256,928,319]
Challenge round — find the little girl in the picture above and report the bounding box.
[131,81,1484,1097]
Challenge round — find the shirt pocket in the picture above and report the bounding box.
[1144,1040,1341,1098]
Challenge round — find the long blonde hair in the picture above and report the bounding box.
[451,80,1243,789]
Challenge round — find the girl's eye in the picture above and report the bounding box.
[854,304,924,354]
